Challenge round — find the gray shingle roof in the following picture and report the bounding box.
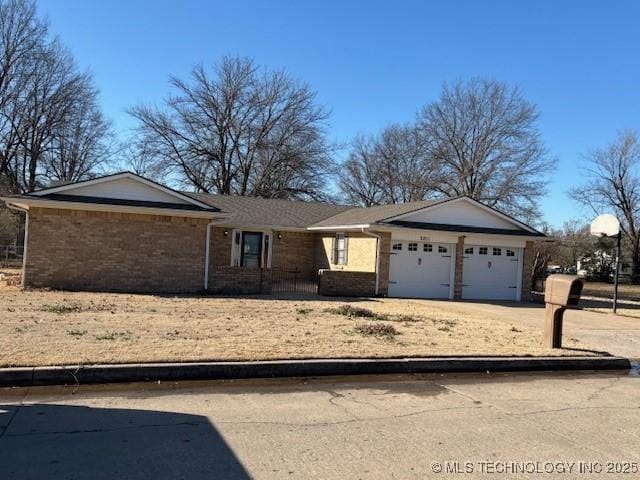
[184,193,352,229]
[308,198,449,228]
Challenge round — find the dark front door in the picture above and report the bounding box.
[241,232,263,268]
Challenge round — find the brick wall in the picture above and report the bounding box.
[25,207,208,293]
[210,227,232,268]
[453,236,465,299]
[318,269,376,297]
[208,266,272,294]
[272,231,316,278]
[521,240,535,302]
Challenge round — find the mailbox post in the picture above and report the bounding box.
[543,274,584,348]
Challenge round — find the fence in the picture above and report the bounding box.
[271,268,319,294]
[1,245,24,268]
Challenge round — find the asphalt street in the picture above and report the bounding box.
[1,368,639,479]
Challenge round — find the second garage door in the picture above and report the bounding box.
[462,245,521,300]
[388,241,454,299]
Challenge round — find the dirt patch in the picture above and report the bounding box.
[0,288,596,367]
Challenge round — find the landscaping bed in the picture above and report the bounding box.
[1,287,596,367]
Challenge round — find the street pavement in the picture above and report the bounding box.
[1,368,639,479]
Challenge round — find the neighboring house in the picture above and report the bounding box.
[1,172,545,301]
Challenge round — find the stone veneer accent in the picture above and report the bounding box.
[453,236,465,299]
[25,207,208,293]
[521,240,535,302]
[318,269,376,297]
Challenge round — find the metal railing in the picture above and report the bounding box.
[0,244,24,268]
[271,268,319,294]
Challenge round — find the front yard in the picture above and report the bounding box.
[0,285,599,368]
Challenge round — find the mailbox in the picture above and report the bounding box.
[545,274,584,307]
[543,274,584,348]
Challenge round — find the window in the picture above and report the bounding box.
[335,233,347,265]
[479,247,488,255]
[464,247,474,255]
[408,243,418,251]
[493,248,502,256]
[423,243,433,252]
[392,242,403,251]
[240,231,263,268]
[506,249,515,257]
[438,245,448,253]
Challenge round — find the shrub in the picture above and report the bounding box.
[296,307,312,315]
[40,303,81,315]
[354,322,398,338]
[326,304,388,320]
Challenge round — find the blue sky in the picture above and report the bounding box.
[36,0,640,227]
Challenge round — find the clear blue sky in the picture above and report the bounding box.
[36,0,640,227]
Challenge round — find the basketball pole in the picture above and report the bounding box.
[613,231,621,314]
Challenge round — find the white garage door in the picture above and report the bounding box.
[462,245,520,300]
[388,241,454,299]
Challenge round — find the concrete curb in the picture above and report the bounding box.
[0,356,631,387]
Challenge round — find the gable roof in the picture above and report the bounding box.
[309,196,546,237]
[184,193,352,229]
[29,172,215,210]
[308,198,449,229]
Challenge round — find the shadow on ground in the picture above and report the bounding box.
[0,403,249,480]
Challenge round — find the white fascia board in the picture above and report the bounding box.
[1,197,227,219]
[220,224,309,232]
[307,224,371,231]
[384,196,541,235]
[29,172,213,210]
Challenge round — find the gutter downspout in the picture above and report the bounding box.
[204,219,228,291]
[6,204,28,287]
[361,228,381,296]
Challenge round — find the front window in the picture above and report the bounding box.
[232,230,271,268]
[241,232,263,268]
[335,233,347,265]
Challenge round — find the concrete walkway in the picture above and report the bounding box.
[1,370,639,479]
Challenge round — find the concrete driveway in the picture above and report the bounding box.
[1,370,639,479]
[440,300,640,359]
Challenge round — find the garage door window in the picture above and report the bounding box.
[408,243,418,251]
[479,247,488,255]
[493,248,502,256]
[506,249,516,257]
[464,247,474,255]
[392,243,402,251]
[423,244,433,252]
[438,246,448,253]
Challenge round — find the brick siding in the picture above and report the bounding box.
[208,266,272,294]
[25,207,208,293]
[521,240,535,302]
[453,236,465,299]
[272,231,316,278]
[318,269,376,297]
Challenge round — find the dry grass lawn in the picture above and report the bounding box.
[0,284,598,367]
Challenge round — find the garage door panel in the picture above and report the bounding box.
[462,246,520,300]
[388,241,453,299]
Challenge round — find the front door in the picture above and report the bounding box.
[241,232,263,268]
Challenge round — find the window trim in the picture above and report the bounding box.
[231,229,273,268]
[334,233,348,265]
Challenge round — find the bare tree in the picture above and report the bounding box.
[44,78,112,183]
[339,124,440,206]
[570,130,640,282]
[0,0,112,193]
[416,78,552,221]
[129,56,334,200]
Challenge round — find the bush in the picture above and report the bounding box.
[40,303,82,315]
[354,322,398,338]
[326,304,388,320]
